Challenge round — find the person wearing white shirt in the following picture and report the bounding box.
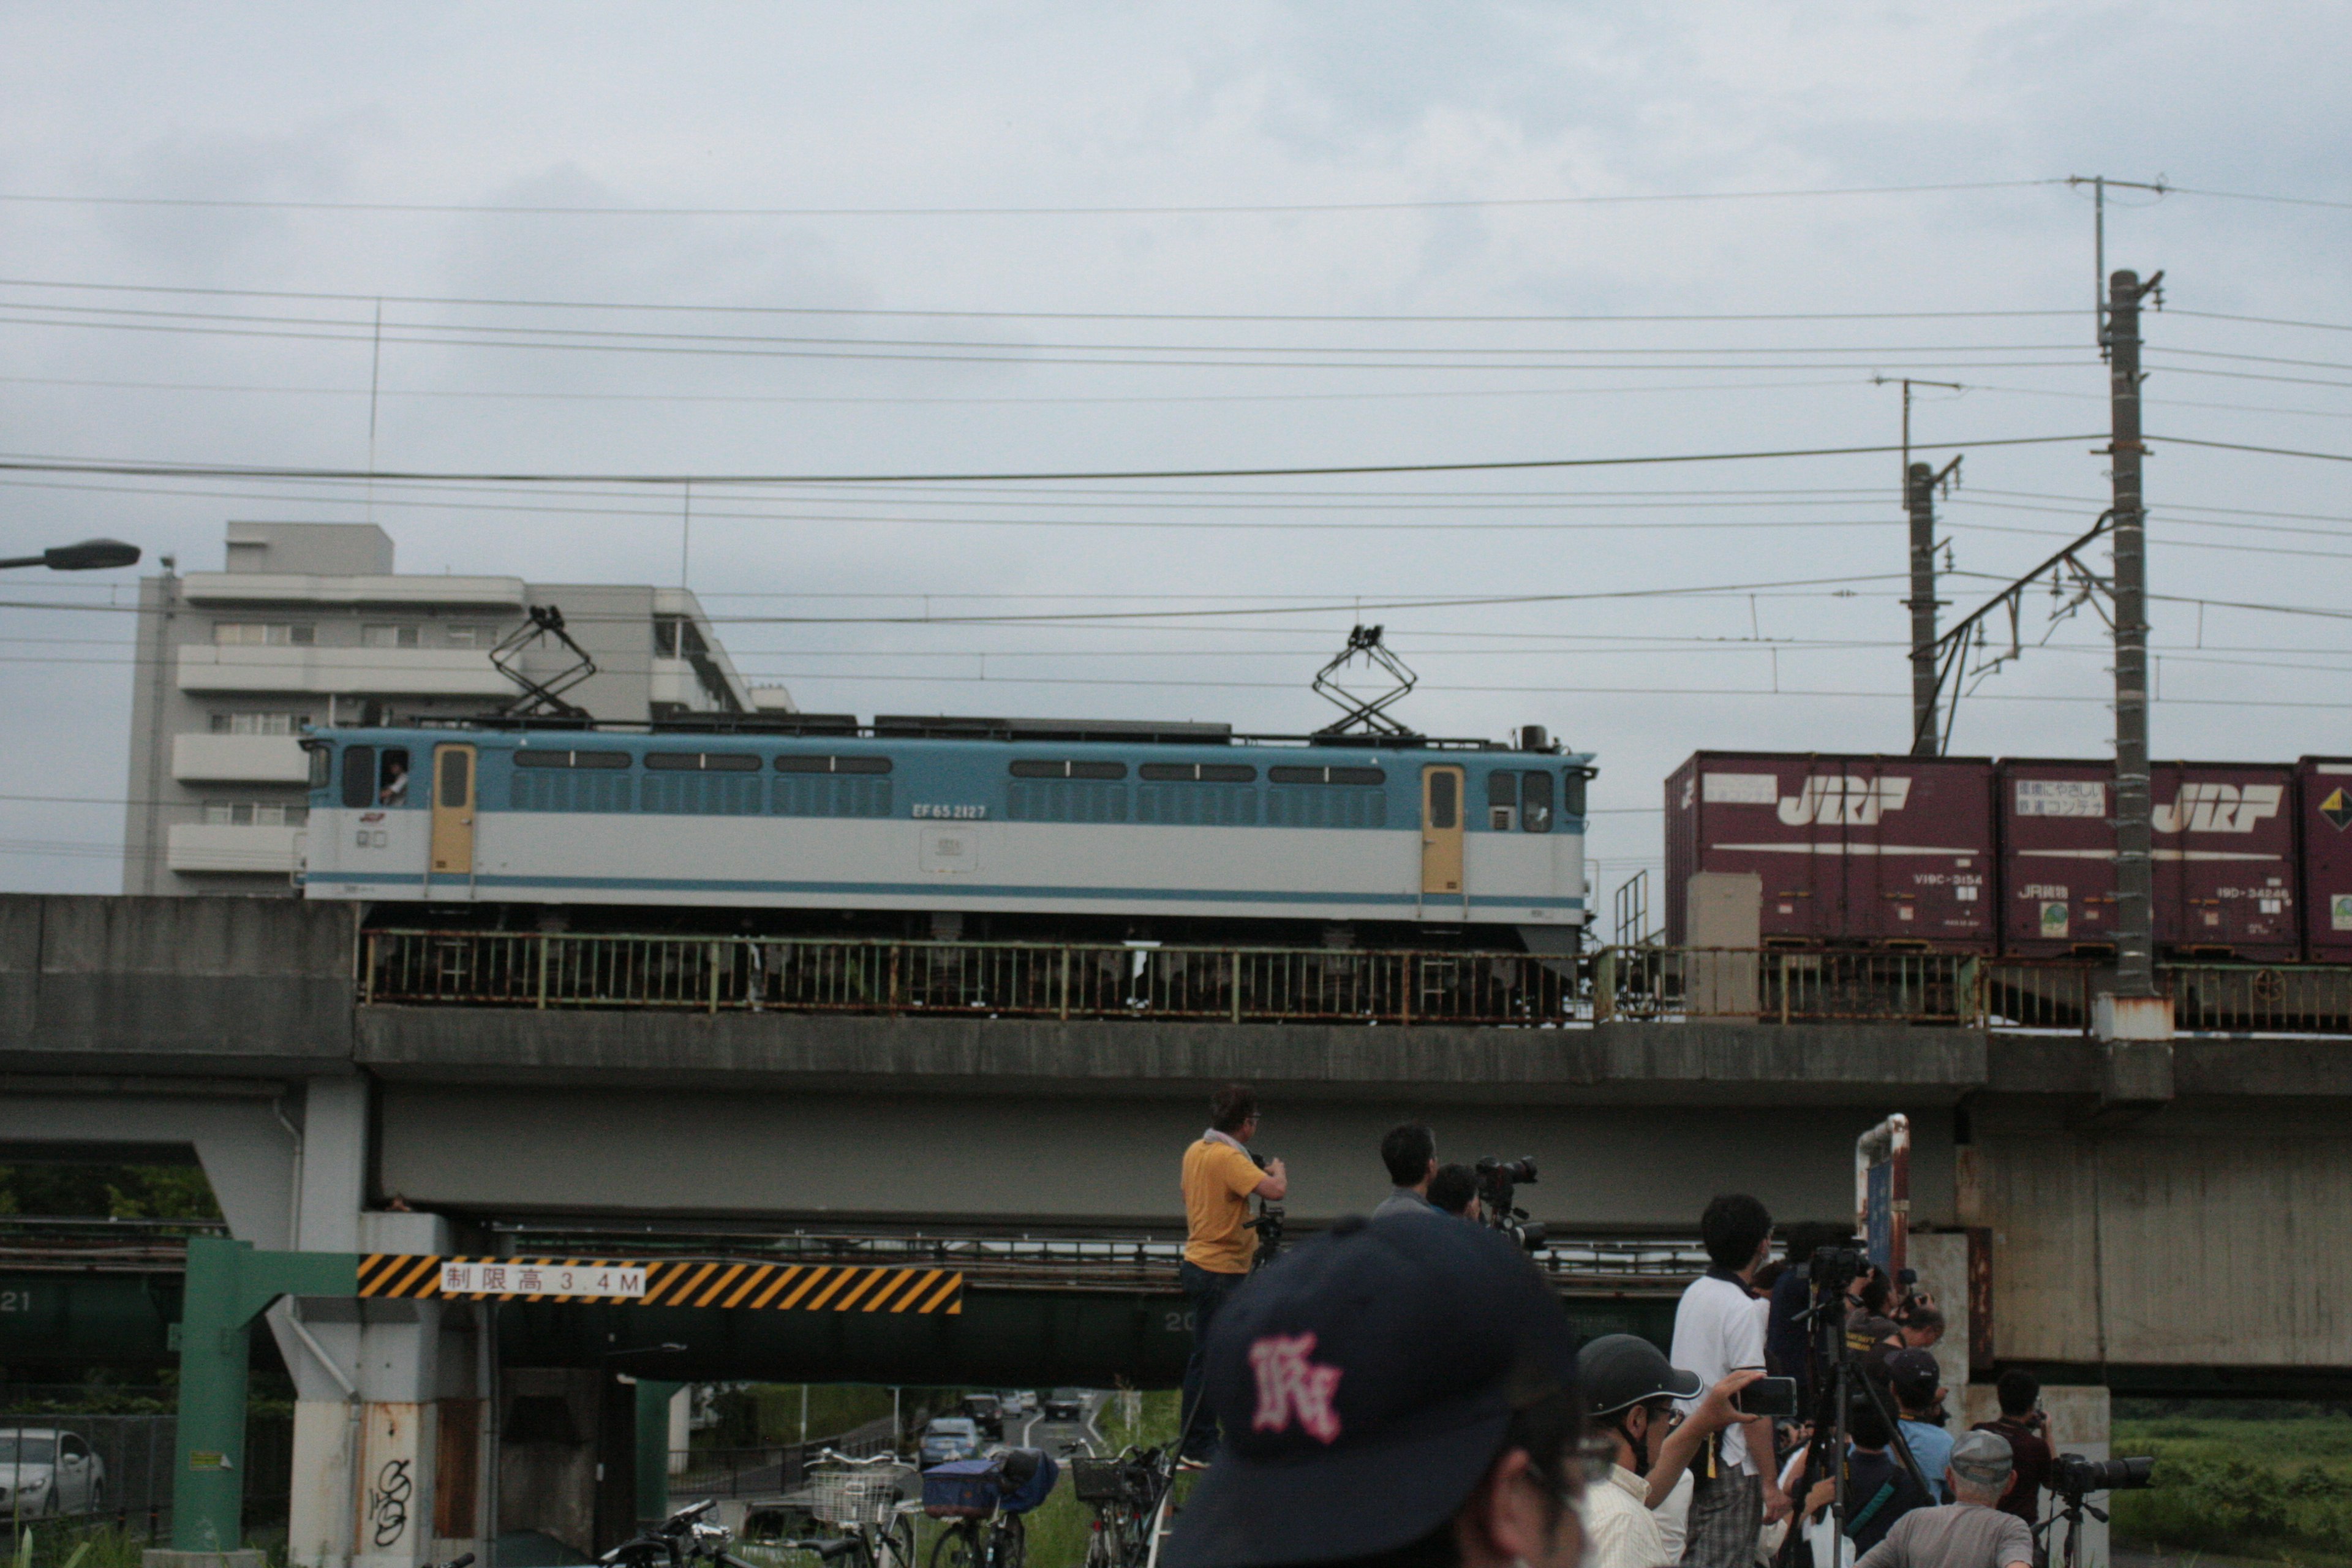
[1669,1194,1792,1564]
[1577,1334,1763,1568]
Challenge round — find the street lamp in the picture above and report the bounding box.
[0,538,142,571]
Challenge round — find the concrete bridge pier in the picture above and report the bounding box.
[0,1072,487,1568]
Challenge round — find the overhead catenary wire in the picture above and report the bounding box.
[0,431,2107,485]
[0,274,2094,325]
[0,176,2071,218]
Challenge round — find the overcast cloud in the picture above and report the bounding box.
[2,2,2348,896]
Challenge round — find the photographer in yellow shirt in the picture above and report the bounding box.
[1178,1084,1287,1458]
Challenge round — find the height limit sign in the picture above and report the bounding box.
[439,1260,647,1299]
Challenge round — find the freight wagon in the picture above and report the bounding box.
[1668,750,2347,962]
[1665,752,1997,952]
[2303,757,2352,963]
[1997,759,2298,961]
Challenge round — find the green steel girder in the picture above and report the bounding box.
[173,1238,358,1553]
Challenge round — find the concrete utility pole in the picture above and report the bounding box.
[1893,379,1962,756]
[2105,266,2165,1020]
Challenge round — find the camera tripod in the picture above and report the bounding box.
[1775,1257,1936,1566]
[2034,1485,2102,1568]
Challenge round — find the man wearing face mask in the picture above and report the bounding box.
[1577,1335,1765,1568]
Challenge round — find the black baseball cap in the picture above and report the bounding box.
[1886,1348,1941,1403]
[1578,1334,1702,1418]
[1163,1213,1580,1568]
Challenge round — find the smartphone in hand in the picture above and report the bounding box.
[1732,1377,1800,1419]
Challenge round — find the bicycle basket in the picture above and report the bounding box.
[921,1460,998,1520]
[807,1468,911,1529]
[1069,1458,1129,1504]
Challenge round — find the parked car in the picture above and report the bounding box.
[1041,1389,1087,1422]
[0,1430,105,1516]
[918,1417,982,1466]
[959,1394,1005,1439]
[1000,1390,1038,1417]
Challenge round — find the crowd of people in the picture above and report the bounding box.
[1169,1087,2057,1568]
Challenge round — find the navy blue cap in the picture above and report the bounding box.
[1163,1213,1578,1568]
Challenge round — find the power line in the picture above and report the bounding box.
[0,311,2099,374]
[0,431,2105,486]
[0,371,1874,408]
[2160,184,2352,213]
[2172,307,2352,334]
[0,276,2090,326]
[0,177,2069,219]
[0,297,2101,358]
[2153,434,2352,464]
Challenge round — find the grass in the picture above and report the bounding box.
[2112,1414,2352,1566]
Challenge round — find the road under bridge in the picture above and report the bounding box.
[5,893,2351,1568]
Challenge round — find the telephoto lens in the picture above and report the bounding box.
[2053,1454,2156,1494]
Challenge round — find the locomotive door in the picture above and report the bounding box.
[429,743,477,886]
[1420,765,1466,916]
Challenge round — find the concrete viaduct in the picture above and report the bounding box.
[4,894,2350,1568]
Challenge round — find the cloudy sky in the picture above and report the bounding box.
[2,2,2348,899]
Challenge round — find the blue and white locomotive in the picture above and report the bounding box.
[298,717,1593,949]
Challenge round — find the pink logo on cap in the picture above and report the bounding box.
[1248,1332,1344,1444]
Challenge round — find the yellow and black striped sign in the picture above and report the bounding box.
[357,1254,963,1314]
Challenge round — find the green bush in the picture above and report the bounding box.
[2111,1415,2352,1564]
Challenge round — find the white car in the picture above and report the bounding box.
[0,1430,105,1516]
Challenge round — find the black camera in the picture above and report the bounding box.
[2052,1453,2155,1495]
[1808,1245,1869,1292]
[1474,1156,1545,1253]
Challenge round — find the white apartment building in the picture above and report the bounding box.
[123,522,793,895]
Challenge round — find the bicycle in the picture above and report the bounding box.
[604,1499,766,1568]
[922,1449,1057,1568]
[1071,1447,1171,1568]
[790,1448,922,1568]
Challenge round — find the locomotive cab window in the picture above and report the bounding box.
[1561,769,1588,819]
[1487,772,1518,832]
[306,744,331,791]
[339,745,375,809]
[1521,770,1553,833]
[377,748,412,807]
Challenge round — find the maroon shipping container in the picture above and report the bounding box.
[1996,759,2299,960]
[2299,757,2352,962]
[1665,752,1997,951]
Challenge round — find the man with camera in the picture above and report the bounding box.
[1427,1162,1480,1221]
[1372,1122,1441,1218]
[1668,1194,1792,1564]
[1578,1335,1766,1568]
[1969,1370,2051,1527]
[1850,1431,2034,1568]
[1164,1213,1588,1568]
[1180,1084,1288,1460]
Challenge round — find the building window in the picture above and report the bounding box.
[213,623,316,646]
[203,802,310,827]
[445,624,494,647]
[653,616,708,658]
[362,624,422,649]
[209,712,312,736]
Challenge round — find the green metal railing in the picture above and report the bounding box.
[358,929,2352,1033]
[362,930,1581,1025]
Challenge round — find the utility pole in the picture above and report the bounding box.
[1890,378,1961,755]
[2105,265,2166,1024]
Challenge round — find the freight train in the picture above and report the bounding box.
[1667,752,2352,963]
[296,717,1595,950]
